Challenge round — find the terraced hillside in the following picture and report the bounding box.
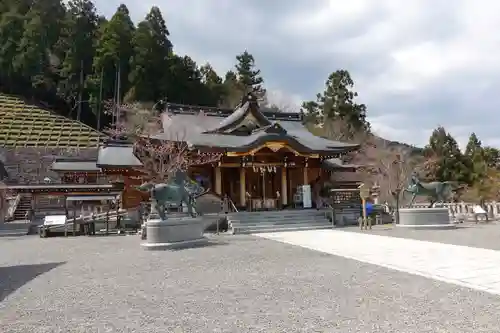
[0,94,101,148]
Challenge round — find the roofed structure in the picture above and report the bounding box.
[0,94,102,148]
[155,93,359,157]
[12,93,361,213]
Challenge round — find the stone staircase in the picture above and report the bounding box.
[0,221,31,237]
[228,209,333,234]
[13,194,31,220]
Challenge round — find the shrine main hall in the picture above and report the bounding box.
[50,93,360,211]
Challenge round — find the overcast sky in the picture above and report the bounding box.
[94,0,500,148]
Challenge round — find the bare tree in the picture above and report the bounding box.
[106,103,222,183]
[370,146,414,204]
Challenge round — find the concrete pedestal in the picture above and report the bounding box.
[397,207,456,229]
[141,216,208,250]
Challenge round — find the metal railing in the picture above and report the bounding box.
[228,197,238,213]
[323,202,335,228]
[6,194,21,221]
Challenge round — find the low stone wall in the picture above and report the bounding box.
[409,202,500,220]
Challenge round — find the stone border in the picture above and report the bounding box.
[141,237,209,250]
[395,223,457,230]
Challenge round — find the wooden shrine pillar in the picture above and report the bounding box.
[215,166,222,195]
[239,168,246,207]
[303,167,308,185]
[73,201,77,236]
[281,167,287,205]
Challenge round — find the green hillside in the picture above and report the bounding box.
[0,94,101,148]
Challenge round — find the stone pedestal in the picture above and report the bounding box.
[397,208,456,229]
[141,216,208,250]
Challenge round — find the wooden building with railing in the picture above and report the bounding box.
[5,93,361,215]
[95,93,359,210]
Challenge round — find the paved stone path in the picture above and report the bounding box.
[256,229,500,295]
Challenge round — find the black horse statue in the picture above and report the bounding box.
[136,171,206,220]
[404,172,459,207]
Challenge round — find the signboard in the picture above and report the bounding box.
[302,185,312,208]
[358,184,370,199]
[44,215,67,226]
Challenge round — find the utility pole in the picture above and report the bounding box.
[97,67,104,131]
[116,62,121,124]
[76,60,84,121]
[112,63,118,126]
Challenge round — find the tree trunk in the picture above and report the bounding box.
[395,190,400,225]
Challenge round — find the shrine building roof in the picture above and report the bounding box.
[154,93,359,155]
[321,158,359,171]
[96,139,142,168]
[51,158,101,172]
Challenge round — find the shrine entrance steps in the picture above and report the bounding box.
[13,194,31,220]
[0,221,31,237]
[228,209,333,235]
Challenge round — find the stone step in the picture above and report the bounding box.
[0,222,31,230]
[230,216,330,226]
[228,209,325,217]
[231,220,333,229]
[232,223,333,235]
[0,230,29,237]
[0,222,30,237]
[228,211,327,221]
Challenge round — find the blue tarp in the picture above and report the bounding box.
[364,202,373,215]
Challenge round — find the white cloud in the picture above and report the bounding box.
[94,0,500,148]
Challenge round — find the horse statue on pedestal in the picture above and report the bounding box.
[136,171,206,220]
[404,172,459,208]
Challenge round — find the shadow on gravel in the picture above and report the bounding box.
[0,262,65,302]
[170,240,229,251]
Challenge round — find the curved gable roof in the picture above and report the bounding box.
[155,95,359,154]
[203,93,271,134]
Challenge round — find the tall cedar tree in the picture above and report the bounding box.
[87,4,134,115]
[13,0,65,92]
[57,0,99,109]
[127,6,172,103]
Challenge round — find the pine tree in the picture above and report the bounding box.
[220,70,241,108]
[424,127,471,184]
[200,63,225,105]
[302,69,369,134]
[465,132,482,158]
[235,51,266,99]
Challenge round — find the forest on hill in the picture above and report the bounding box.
[1,0,499,201]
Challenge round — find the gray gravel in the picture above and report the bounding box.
[345,222,500,250]
[1,234,500,332]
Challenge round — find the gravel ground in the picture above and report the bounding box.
[1,234,500,332]
[344,222,500,250]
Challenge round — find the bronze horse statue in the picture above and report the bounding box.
[404,173,459,208]
[136,171,206,220]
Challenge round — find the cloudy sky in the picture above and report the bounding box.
[95,0,500,148]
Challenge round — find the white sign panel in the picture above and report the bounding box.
[44,215,67,226]
[473,205,486,215]
[302,185,312,208]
